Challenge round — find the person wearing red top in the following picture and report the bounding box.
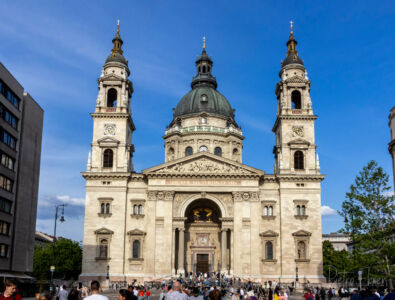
[0,279,22,300]
[146,289,151,300]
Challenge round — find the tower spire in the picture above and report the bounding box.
[281,21,304,67]
[203,36,206,50]
[111,19,123,55]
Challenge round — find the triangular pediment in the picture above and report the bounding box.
[143,152,264,176]
[94,227,114,235]
[292,230,312,237]
[97,137,120,145]
[102,74,124,81]
[288,138,310,146]
[127,229,146,236]
[260,230,279,237]
[285,75,306,84]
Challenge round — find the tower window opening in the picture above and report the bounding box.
[132,240,140,258]
[107,88,118,108]
[301,205,306,216]
[296,205,301,215]
[291,90,302,109]
[185,146,193,156]
[101,203,105,214]
[294,151,304,170]
[265,241,273,260]
[133,205,138,215]
[105,203,110,214]
[268,206,273,216]
[264,206,268,216]
[103,149,114,168]
[214,147,222,157]
[99,239,108,258]
[202,66,207,73]
[138,205,143,215]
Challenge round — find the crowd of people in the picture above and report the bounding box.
[0,277,394,300]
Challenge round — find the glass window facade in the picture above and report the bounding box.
[0,221,9,236]
[0,79,20,109]
[0,128,16,149]
[0,175,13,192]
[0,152,15,171]
[0,198,11,213]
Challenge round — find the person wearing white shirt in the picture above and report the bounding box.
[84,281,109,300]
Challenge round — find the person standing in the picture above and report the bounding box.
[84,281,109,300]
[59,286,69,300]
[0,279,22,300]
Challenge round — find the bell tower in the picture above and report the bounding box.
[87,21,135,173]
[273,22,320,175]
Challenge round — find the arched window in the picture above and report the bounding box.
[107,88,117,107]
[202,66,206,73]
[291,90,302,109]
[297,241,306,259]
[99,239,108,258]
[296,205,301,215]
[105,203,110,214]
[138,205,143,215]
[185,146,193,156]
[101,203,105,214]
[214,147,222,157]
[132,240,140,258]
[294,151,304,170]
[301,205,306,216]
[265,241,273,260]
[199,145,208,152]
[103,149,113,168]
[264,206,268,216]
[268,206,273,216]
[133,205,138,215]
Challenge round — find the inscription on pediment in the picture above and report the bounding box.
[156,158,253,174]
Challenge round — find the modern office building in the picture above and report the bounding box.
[0,62,43,277]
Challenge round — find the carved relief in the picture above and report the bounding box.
[156,158,253,174]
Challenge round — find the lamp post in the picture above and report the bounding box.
[50,204,66,294]
[296,266,299,287]
[328,265,338,283]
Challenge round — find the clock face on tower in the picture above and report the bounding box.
[104,124,116,135]
[292,126,304,137]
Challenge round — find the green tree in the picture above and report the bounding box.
[33,238,82,281]
[339,160,395,288]
[323,240,353,282]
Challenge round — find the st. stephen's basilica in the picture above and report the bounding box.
[81,22,325,284]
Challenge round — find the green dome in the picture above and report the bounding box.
[105,52,128,65]
[173,86,235,119]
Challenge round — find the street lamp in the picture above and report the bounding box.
[328,265,338,283]
[50,204,66,294]
[295,266,299,286]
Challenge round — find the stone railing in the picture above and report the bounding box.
[165,125,243,136]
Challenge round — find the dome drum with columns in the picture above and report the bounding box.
[81,22,325,285]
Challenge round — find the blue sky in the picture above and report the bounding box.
[0,1,393,242]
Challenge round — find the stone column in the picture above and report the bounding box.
[178,228,185,275]
[171,228,176,276]
[221,229,227,273]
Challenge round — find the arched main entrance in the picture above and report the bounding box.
[175,198,231,275]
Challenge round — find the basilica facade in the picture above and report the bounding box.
[80,23,325,284]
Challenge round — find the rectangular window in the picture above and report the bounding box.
[0,152,14,171]
[0,244,8,257]
[0,80,20,109]
[0,175,13,192]
[1,129,16,149]
[0,198,12,213]
[0,221,9,236]
[3,110,18,129]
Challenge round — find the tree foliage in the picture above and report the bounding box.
[339,160,395,288]
[33,238,82,281]
[323,240,353,282]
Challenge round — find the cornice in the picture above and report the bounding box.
[90,113,136,131]
[276,174,325,182]
[163,130,244,140]
[145,173,261,179]
[82,171,134,180]
[272,114,317,132]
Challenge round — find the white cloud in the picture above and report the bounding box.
[321,205,337,216]
[56,195,85,206]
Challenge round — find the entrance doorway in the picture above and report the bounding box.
[196,254,209,273]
